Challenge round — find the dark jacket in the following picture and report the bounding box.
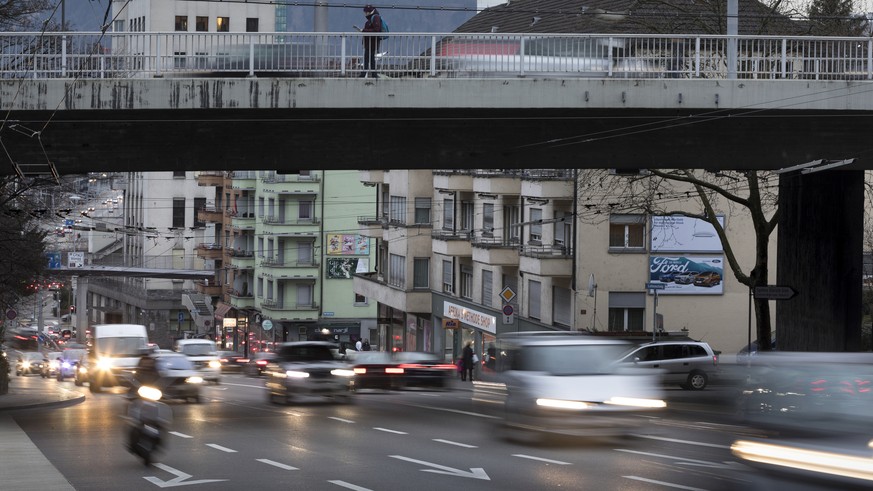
[462,344,474,366]
[362,10,383,47]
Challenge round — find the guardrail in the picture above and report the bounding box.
[1,32,871,80]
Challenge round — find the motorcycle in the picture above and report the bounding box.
[122,384,173,466]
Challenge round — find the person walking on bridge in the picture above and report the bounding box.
[357,5,384,78]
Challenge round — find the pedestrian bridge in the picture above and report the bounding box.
[1,31,872,177]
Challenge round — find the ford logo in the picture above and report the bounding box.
[712,259,721,263]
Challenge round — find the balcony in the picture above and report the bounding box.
[260,258,319,278]
[262,215,321,237]
[471,233,519,265]
[194,280,224,296]
[262,173,321,184]
[353,272,432,313]
[359,170,385,184]
[473,169,522,196]
[197,207,225,224]
[519,244,573,277]
[231,212,256,230]
[196,171,226,187]
[260,300,320,321]
[433,169,473,192]
[195,242,223,260]
[357,215,387,237]
[229,250,255,270]
[231,172,257,190]
[431,229,472,257]
[228,289,255,309]
[521,171,575,198]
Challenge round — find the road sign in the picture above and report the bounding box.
[502,304,514,316]
[262,319,273,331]
[500,286,516,303]
[178,311,184,323]
[502,313,514,324]
[754,285,797,300]
[646,282,666,290]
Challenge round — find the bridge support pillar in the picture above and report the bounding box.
[777,170,863,351]
[75,276,88,344]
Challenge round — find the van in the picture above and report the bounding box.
[174,339,221,383]
[75,324,149,393]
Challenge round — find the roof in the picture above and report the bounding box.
[453,0,806,35]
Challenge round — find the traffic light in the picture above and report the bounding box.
[70,305,75,313]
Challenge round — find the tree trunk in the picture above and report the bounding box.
[777,170,863,351]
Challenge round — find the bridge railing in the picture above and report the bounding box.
[0,32,870,80]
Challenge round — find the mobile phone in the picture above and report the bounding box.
[353,25,361,31]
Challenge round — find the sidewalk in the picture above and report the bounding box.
[0,381,83,490]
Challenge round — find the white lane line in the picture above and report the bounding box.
[623,475,708,491]
[433,439,477,448]
[400,402,500,420]
[206,443,238,453]
[256,459,298,470]
[512,454,572,465]
[329,417,356,424]
[373,427,408,435]
[217,381,269,390]
[631,434,731,449]
[328,481,373,491]
[169,431,192,439]
[614,448,720,466]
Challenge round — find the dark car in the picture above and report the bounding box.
[693,271,721,287]
[244,351,277,377]
[659,272,677,283]
[264,341,354,405]
[143,353,204,403]
[40,352,63,378]
[15,351,47,376]
[352,351,456,390]
[215,351,247,373]
[56,347,88,381]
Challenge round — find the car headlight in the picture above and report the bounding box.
[96,358,112,370]
[331,369,355,377]
[61,361,71,369]
[208,360,222,369]
[78,366,88,374]
[536,398,591,410]
[604,397,667,409]
[285,370,310,379]
[186,376,204,384]
[22,361,31,369]
[49,360,60,369]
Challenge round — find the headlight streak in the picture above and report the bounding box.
[331,369,355,377]
[536,398,591,410]
[208,360,222,369]
[605,397,667,408]
[285,370,310,379]
[96,358,112,370]
[186,376,204,384]
[731,440,873,481]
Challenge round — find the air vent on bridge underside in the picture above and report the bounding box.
[609,168,651,176]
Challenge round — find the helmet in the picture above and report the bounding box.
[363,4,375,14]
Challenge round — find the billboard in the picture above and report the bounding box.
[649,256,724,295]
[326,234,369,255]
[651,215,725,253]
[326,258,359,279]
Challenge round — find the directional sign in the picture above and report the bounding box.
[754,285,798,300]
[645,282,666,290]
[389,455,491,480]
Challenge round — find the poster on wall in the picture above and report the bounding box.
[649,256,724,295]
[327,258,359,279]
[651,215,725,253]
[327,234,370,255]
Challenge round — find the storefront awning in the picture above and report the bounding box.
[214,302,232,320]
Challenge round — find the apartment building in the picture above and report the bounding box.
[355,169,775,360]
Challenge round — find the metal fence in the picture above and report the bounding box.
[1,31,871,80]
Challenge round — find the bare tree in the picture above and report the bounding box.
[577,169,779,351]
[806,0,867,36]
[0,0,55,31]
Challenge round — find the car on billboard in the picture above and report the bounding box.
[693,271,721,287]
[673,271,700,284]
[659,272,678,282]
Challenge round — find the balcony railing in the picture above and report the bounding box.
[471,232,519,248]
[3,32,871,81]
[520,243,572,258]
[432,229,472,240]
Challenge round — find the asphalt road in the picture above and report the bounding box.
[9,374,769,490]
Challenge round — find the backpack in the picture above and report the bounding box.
[378,15,389,41]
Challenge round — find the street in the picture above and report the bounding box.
[7,374,764,491]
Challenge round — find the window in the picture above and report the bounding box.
[246,18,259,32]
[173,51,187,69]
[460,266,473,299]
[194,197,206,228]
[442,198,454,230]
[355,293,367,304]
[608,292,645,331]
[257,237,264,257]
[461,202,474,231]
[482,270,493,307]
[389,196,406,224]
[389,254,405,288]
[175,16,188,31]
[196,16,208,32]
[297,242,312,265]
[552,286,571,327]
[413,258,429,289]
[529,208,543,243]
[609,214,646,250]
[414,198,431,225]
[528,280,542,320]
[299,200,313,220]
[172,198,185,228]
[505,204,520,242]
[257,277,263,297]
[113,20,124,32]
[555,211,571,246]
[258,197,265,218]
[442,260,453,293]
[483,203,494,236]
[297,284,313,307]
[216,17,230,32]
[173,170,185,178]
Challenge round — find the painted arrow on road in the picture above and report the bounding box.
[144,463,228,488]
[389,455,490,480]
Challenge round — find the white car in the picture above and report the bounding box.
[174,339,221,384]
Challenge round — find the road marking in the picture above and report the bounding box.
[512,454,572,465]
[614,448,725,467]
[169,431,192,439]
[256,459,298,471]
[400,402,500,420]
[389,455,491,480]
[329,417,355,424]
[373,427,407,435]
[623,475,707,490]
[217,381,269,390]
[630,434,730,449]
[328,480,373,491]
[144,463,228,488]
[206,443,237,453]
[433,439,477,448]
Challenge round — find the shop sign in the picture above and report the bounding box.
[442,319,460,330]
[443,301,496,334]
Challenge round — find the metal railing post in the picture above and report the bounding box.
[154,34,162,77]
[341,36,347,76]
[61,34,67,77]
[248,36,255,77]
[608,36,614,77]
[868,39,872,80]
[781,38,787,79]
[519,36,525,77]
[695,36,701,77]
[430,36,437,77]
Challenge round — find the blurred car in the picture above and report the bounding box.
[735,332,776,364]
[40,351,63,378]
[174,339,221,384]
[673,270,700,284]
[659,272,677,282]
[732,352,873,489]
[352,351,456,390]
[473,332,665,443]
[143,352,204,403]
[244,351,277,377]
[264,341,354,405]
[215,350,247,372]
[14,351,48,376]
[693,271,721,287]
[618,340,719,390]
[56,347,88,381]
